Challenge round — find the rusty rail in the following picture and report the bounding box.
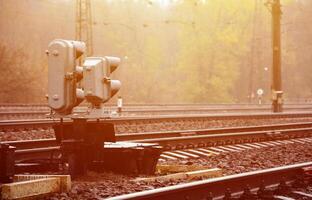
[2,112,312,131]
[107,162,312,200]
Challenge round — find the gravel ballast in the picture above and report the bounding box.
[45,141,312,199]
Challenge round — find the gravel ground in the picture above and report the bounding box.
[45,141,312,200]
[2,117,312,141]
[0,128,54,141]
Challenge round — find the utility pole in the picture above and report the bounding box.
[266,0,283,112]
[75,0,93,57]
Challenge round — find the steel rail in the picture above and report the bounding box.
[3,139,58,149]
[106,162,312,200]
[2,112,312,130]
[14,146,60,163]
[131,127,312,149]
[0,106,275,111]
[2,104,312,117]
[0,118,71,129]
[0,102,311,107]
[117,121,312,141]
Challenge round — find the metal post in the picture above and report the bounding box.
[271,0,283,112]
[0,144,15,183]
[117,96,123,115]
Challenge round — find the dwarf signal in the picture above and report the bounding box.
[46,39,121,115]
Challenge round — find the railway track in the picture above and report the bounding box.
[2,121,312,199]
[4,121,312,164]
[2,111,312,131]
[4,121,312,147]
[8,121,312,144]
[39,139,312,199]
[108,162,312,200]
[1,103,312,119]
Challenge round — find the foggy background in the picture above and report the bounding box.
[0,0,311,104]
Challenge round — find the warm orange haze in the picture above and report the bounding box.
[1,1,312,199]
[0,0,311,104]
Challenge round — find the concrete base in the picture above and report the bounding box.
[134,168,222,183]
[1,175,71,200]
[156,164,206,174]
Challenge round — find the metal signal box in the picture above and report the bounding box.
[104,56,121,101]
[47,39,85,114]
[83,57,109,105]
